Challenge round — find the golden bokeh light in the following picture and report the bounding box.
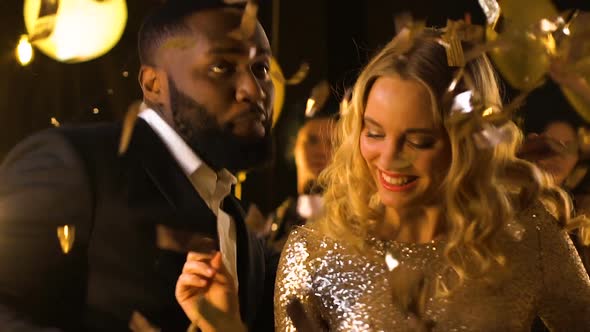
[23,0,127,63]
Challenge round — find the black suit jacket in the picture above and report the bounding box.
[0,119,269,331]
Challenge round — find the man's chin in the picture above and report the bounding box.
[223,139,273,172]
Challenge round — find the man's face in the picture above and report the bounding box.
[154,8,274,171]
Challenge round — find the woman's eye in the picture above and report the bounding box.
[407,138,435,149]
[365,130,384,139]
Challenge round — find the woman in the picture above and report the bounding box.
[273,29,590,331]
[174,28,590,331]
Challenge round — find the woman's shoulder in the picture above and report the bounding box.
[284,223,339,250]
[502,199,569,254]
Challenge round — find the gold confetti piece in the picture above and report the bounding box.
[385,251,399,271]
[270,59,310,126]
[92,108,100,114]
[339,88,352,116]
[477,0,500,26]
[304,80,330,118]
[50,117,60,127]
[234,171,247,200]
[118,101,143,155]
[285,63,310,85]
[450,90,474,115]
[57,224,75,254]
[29,0,60,42]
[442,20,466,67]
[472,122,509,149]
[228,0,258,41]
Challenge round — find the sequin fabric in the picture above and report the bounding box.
[274,203,590,331]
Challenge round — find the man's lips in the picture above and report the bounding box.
[230,108,268,137]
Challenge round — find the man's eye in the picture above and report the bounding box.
[252,62,270,79]
[210,63,231,74]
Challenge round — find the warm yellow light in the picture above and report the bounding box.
[50,117,60,127]
[305,98,316,117]
[16,35,34,66]
[24,0,127,63]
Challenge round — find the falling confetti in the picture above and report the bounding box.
[57,224,75,254]
[50,117,60,127]
[228,0,258,41]
[477,0,501,26]
[385,251,400,271]
[118,101,144,155]
[269,58,310,126]
[442,20,466,67]
[304,80,330,118]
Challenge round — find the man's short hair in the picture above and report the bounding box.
[137,0,244,65]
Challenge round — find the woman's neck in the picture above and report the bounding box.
[379,206,445,244]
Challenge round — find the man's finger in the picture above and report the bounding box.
[187,251,215,262]
[182,260,215,278]
[209,251,223,270]
[177,273,209,289]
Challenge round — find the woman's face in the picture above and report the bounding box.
[537,121,579,185]
[360,76,451,212]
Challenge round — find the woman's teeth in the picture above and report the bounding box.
[382,173,414,185]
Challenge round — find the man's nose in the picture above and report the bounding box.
[235,71,266,104]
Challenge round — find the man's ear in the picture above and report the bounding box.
[139,65,168,106]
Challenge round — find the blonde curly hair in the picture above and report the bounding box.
[316,29,579,286]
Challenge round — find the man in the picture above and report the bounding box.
[0,0,274,331]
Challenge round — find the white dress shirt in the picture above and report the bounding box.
[139,107,239,290]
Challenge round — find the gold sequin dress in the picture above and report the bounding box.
[274,203,590,331]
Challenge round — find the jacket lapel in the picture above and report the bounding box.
[125,119,217,235]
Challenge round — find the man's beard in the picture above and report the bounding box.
[168,79,273,172]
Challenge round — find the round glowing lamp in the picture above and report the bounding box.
[23,0,127,63]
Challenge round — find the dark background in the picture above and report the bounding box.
[1,0,589,214]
